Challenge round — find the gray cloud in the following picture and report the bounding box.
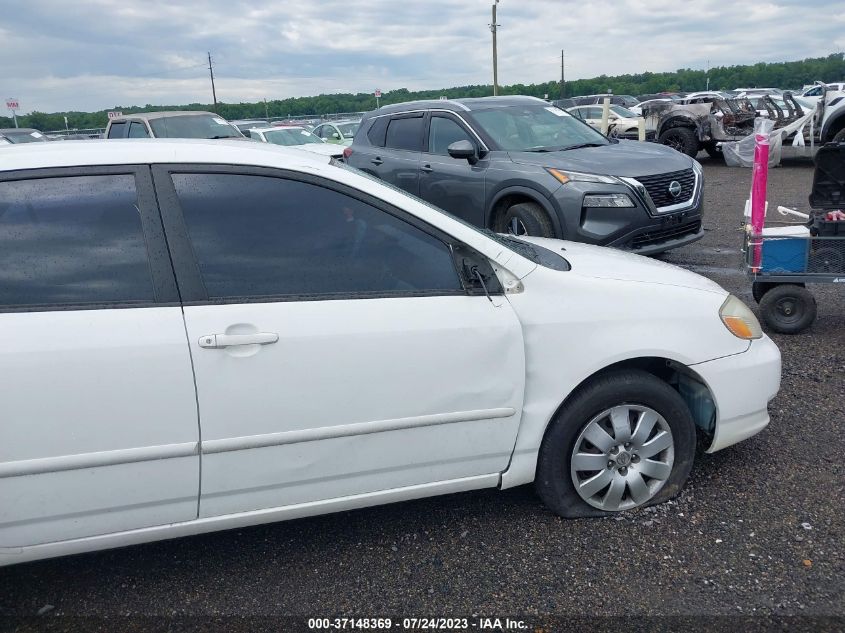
[1,0,843,112]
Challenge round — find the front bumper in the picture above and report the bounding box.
[691,335,782,453]
[549,167,704,255]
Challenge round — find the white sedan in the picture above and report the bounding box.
[0,139,780,566]
[567,105,643,138]
[247,125,344,159]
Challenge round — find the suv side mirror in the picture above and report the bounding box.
[447,140,478,164]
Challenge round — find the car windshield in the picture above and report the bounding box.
[470,105,609,151]
[336,122,360,137]
[262,128,324,146]
[610,105,637,118]
[3,130,46,143]
[149,115,242,139]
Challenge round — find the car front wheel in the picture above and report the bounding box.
[498,202,554,238]
[536,370,696,517]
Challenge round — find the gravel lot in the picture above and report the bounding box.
[1,155,843,628]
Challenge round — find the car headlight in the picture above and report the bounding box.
[719,294,762,340]
[582,194,635,208]
[547,168,620,185]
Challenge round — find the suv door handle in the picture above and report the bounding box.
[371,157,383,166]
[198,333,279,349]
[421,164,434,172]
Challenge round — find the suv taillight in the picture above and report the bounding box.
[342,147,353,160]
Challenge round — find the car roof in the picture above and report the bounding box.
[109,111,218,122]
[0,128,41,134]
[0,138,333,172]
[372,95,548,116]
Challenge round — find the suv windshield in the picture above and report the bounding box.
[469,105,609,152]
[263,128,323,146]
[148,115,242,139]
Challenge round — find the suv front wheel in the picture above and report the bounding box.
[498,202,555,238]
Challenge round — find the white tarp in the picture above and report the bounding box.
[723,107,818,167]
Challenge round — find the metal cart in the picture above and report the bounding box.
[743,142,845,334]
[743,228,845,333]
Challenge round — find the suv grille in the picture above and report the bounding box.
[631,220,701,249]
[636,168,696,209]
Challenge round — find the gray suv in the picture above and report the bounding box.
[346,96,704,254]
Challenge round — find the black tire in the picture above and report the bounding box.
[751,281,779,304]
[704,142,722,159]
[535,369,696,518]
[659,126,700,157]
[758,284,817,334]
[499,202,554,238]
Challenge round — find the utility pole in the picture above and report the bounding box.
[560,50,565,99]
[264,98,269,120]
[706,59,710,91]
[490,0,500,96]
[208,52,218,113]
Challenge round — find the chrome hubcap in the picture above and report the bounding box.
[570,405,674,512]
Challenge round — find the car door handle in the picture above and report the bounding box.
[371,157,383,165]
[421,164,433,172]
[198,333,279,349]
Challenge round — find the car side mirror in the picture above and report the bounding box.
[333,132,341,140]
[447,140,478,165]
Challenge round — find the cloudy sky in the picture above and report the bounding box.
[2,0,843,113]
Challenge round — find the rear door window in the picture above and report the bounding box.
[0,174,156,307]
[385,115,424,152]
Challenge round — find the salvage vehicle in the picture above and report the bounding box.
[642,94,784,158]
[648,85,845,159]
[0,140,780,565]
[347,96,704,255]
[105,111,245,140]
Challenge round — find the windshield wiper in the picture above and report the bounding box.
[524,146,567,153]
[208,135,239,139]
[560,142,606,151]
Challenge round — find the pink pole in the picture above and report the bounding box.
[749,119,773,270]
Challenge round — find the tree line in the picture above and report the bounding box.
[3,53,843,132]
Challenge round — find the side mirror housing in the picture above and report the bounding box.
[447,139,478,164]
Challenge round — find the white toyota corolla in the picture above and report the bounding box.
[0,140,780,566]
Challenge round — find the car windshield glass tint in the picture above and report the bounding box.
[470,105,608,151]
[263,129,322,146]
[337,122,360,137]
[149,115,241,139]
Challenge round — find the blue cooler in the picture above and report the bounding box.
[759,226,809,273]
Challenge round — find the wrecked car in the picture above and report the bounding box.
[642,94,807,159]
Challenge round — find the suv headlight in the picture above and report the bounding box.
[719,294,762,340]
[582,194,635,207]
[547,168,620,185]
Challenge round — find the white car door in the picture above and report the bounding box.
[153,166,525,518]
[0,167,199,550]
